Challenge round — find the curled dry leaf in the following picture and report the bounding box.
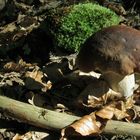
[113,101,127,120]
[12,132,32,140]
[125,96,135,109]
[87,95,103,108]
[3,59,35,72]
[96,101,131,121]
[95,105,115,119]
[125,108,137,121]
[61,113,102,137]
[105,2,126,15]
[114,98,136,121]
[131,105,140,121]
[4,62,21,72]
[12,131,49,140]
[61,100,137,138]
[79,88,122,109]
[114,108,129,120]
[0,72,24,87]
[25,70,52,91]
[124,98,137,121]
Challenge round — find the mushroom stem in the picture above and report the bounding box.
[101,72,139,98]
[118,73,138,98]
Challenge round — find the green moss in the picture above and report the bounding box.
[47,3,120,52]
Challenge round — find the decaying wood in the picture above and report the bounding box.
[0,95,140,136]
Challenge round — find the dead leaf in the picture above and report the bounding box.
[96,105,115,119]
[25,69,52,91]
[3,59,35,72]
[114,108,129,120]
[132,105,140,121]
[113,99,134,121]
[61,113,101,137]
[96,102,130,121]
[0,72,24,87]
[12,131,49,140]
[125,96,135,109]
[125,108,137,121]
[104,2,126,15]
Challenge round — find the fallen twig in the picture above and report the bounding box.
[0,95,140,136]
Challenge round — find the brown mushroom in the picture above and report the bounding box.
[76,25,140,98]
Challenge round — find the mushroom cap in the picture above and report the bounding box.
[76,25,140,75]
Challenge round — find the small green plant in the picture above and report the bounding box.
[47,3,120,52]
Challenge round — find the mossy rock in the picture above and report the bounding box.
[46,3,120,52]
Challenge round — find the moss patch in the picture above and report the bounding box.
[46,3,120,52]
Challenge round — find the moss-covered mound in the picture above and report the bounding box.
[46,3,120,52]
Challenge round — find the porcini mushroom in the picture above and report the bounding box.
[76,25,140,98]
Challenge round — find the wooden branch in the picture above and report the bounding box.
[0,95,140,136]
[104,120,140,136]
[0,95,80,130]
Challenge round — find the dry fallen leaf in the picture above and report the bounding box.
[96,102,130,121]
[3,59,35,72]
[12,131,49,140]
[96,105,115,119]
[61,113,102,137]
[114,108,129,120]
[105,2,126,15]
[61,101,135,138]
[25,69,52,91]
[0,72,24,87]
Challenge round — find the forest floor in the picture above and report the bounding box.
[0,0,140,140]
